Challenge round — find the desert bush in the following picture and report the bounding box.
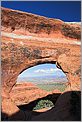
[33,99,54,110]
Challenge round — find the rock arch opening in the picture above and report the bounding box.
[17,63,68,91]
[10,63,68,112]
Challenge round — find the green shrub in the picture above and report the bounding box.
[33,100,54,110]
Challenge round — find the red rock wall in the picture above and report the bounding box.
[1,7,81,120]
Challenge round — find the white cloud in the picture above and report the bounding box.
[34,68,60,74]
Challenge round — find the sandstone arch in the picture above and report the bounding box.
[1,6,81,95]
[1,7,81,120]
[1,38,80,94]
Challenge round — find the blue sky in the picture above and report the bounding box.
[18,64,66,78]
[1,1,81,22]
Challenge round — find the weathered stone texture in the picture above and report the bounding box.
[1,7,81,121]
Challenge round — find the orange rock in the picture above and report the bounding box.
[1,7,81,121]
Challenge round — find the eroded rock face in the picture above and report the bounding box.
[1,7,81,120]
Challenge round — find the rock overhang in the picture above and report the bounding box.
[1,7,81,93]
